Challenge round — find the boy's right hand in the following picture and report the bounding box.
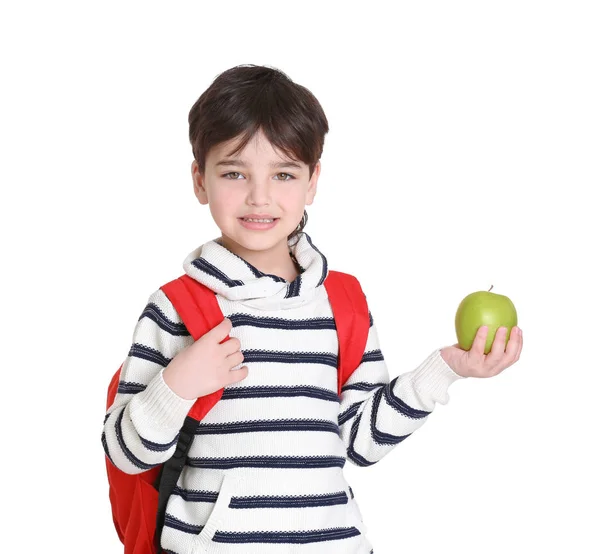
[162,318,248,400]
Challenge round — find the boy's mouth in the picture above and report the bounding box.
[238,217,280,230]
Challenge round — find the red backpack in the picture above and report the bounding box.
[104,270,370,554]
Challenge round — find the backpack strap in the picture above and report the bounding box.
[154,275,228,552]
[323,270,370,396]
[161,275,229,421]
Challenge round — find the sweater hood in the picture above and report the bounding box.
[182,231,329,310]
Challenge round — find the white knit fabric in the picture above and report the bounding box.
[102,231,464,554]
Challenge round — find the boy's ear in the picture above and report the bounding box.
[192,160,209,205]
[305,160,321,206]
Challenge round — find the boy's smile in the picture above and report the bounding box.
[191,128,320,281]
[238,214,280,230]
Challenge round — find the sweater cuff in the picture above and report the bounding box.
[129,369,196,429]
[411,348,465,405]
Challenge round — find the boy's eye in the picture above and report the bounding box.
[276,173,295,181]
[223,172,243,180]
[222,172,295,181]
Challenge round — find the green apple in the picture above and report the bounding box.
[455,286,518,354]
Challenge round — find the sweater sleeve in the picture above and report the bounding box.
[101,289,196,475]
[338,309,465,467]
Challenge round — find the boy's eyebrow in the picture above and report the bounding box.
[215,158,303,169]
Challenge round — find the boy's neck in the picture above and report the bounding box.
[217,235,302,283]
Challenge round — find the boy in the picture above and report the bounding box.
[103,64,522,554]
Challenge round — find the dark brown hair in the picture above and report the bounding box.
[188,64,329,244]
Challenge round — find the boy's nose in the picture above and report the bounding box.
[247,180,272,203]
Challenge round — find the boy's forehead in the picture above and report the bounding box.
[208,136,303,168]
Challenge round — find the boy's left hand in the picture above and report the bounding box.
[440,325,523,378]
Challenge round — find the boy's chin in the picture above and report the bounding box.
[222,226,293,249]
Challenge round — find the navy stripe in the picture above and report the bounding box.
[221,385,339,403]
[370,387,410,446]
[228,313,337,331]
[341,381,385,392]
[347,411,376,467]
[284,274,302,298]
[349,486,354,499]
[191,258,245,287]
[139,302,190,336]
[235,254,272,279]
[128,343,171,368]
[187,456,346,470]
[213,526,360,544]
[140,433,179,452]
[194,419,339,435]
[338,402,361,425]
[169,488,350,508]
[229,491,348,509]
[227,248,288,283]
[304,233,328,287]
[117,381,146,394]
[242,350,337,367]
[114,410,159,470]
[164,513,202,535]
[386,376,431,418]
[361,349,384,363]
[244,262,270,279]
[172,486,217,503]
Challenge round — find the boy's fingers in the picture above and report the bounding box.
[470,326,488,357]
[210,317,233,342]
[505,326,520,361]
[222,336,241,356]
[486,327,507,368]
[226,350,245,368]
[227,365,249,384]
[514,328,523,361]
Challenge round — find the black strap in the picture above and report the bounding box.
[154,416,199,552]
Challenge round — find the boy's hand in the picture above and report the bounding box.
[163,317,248,400]
[440,325,523,378]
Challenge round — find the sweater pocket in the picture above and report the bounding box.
[193,472,239,553]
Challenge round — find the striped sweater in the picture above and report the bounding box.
[102,231,464,554]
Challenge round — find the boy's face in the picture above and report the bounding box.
[192,129,320,257]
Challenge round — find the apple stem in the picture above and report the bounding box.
[488,285,494,292]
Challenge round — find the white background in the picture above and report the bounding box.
[1,1,598,552]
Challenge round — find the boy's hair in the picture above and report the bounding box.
[188,64,329,244]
